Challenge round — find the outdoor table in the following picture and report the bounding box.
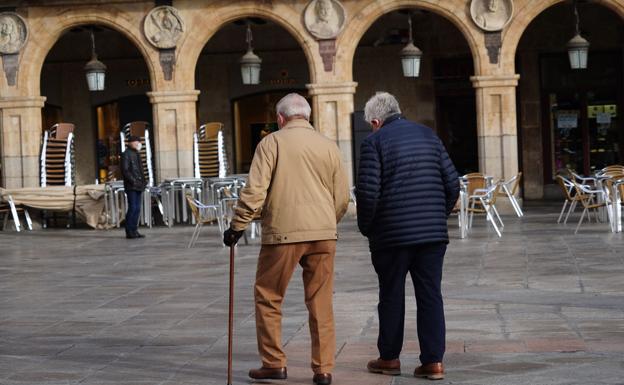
[160,178,204,227]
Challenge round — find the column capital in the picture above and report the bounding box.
[306,81,358,96]
[0,96,46,109]
[470,74,520,89]
[147,90,200,104]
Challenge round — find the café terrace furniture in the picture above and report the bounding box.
[603,174,624,233]
[0,195,32,232]
[458,173,488,238]
[570,180,609,234]
[555,175,583,224]
[461,173,503,237]
[497,172,524,217]
[186,195,224,248]
[194,122,228,179]
[40,123,75,187]
[40,123,76,227]
[467,181,504,238]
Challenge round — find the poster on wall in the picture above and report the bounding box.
[556,111,578,138]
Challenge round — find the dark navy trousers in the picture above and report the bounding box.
[125,190,142,235]
[371,242,446,364]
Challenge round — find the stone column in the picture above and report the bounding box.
[0,96,46,188]
[471,74,521,211]
[147,90,200,181]
[306,81,358,186]
[471,75,520,180]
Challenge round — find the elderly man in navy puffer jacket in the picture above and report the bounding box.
[357,92,459,381]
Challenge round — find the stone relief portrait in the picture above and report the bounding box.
[470,0,514,32]
[0,13,28,54]
[143,6,184,49]
[304,0,346,40]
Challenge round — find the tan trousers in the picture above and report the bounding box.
[254,240,336,374]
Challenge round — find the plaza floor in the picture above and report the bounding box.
[1,202,623,385]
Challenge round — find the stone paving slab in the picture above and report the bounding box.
[1,202,623,384]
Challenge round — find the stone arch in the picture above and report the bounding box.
[175,3,320,89]
[17,7,160,96]
[338,0,484,81]
[501,0,624,71]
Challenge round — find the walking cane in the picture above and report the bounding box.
[227,245,235,385]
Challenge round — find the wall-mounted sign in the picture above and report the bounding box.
[126,78,150,88]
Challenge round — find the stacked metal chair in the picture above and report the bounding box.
[120,121,154,187]
[40,123,75,187]
[193,122,228,179]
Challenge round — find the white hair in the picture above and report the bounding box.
[364,92,402,123]
[276,93,311,120]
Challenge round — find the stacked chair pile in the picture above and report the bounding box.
[40,123,75,187]
[120,121,154,187]
[193,122,228,179]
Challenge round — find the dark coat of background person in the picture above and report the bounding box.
[121,149,146,191]
[356,114,460,252]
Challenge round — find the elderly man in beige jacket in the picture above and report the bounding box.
[223,93,350,385]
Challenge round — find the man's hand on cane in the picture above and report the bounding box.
[223,228,244,246]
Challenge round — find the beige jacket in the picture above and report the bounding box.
[231,119,350,244]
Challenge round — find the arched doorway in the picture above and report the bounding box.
[40,25,152,184]
[352,9,477,176]
[195,18,311,173]
[516,2,624,198]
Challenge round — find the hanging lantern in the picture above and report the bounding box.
[567,33,589,70]
[567,0,589,70]
[84,29,106,91]
[400,13,422,78]
[240,23,262,85]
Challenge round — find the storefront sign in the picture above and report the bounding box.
[126,78,150,87]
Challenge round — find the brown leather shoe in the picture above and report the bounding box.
[367,358,401,375]
[313,373,332,385]
[414,362,444,380]
[248,366,287,380]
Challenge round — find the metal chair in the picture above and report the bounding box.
[555,175,583,224]
[0,195,32,232]
[186,195,223,248]
[497,172,524,217]
[467,180,504,237]
[571,181,609,234]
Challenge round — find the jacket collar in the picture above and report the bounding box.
[381,114,403,128]
[282,118,314,130]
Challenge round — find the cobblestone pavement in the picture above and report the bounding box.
[1,202,623,385]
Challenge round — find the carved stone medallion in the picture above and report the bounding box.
[143,6,184,49]
[0,12,28,54]
[304,0,346,40]
[470,0,514,32]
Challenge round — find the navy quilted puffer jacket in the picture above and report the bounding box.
[356,115,460,252]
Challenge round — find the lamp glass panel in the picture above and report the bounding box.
[579,48,588,69]
[241,63,261,85]
[402,57,421,77]
[96,72,106,91]
[568,48,588,70]
[86,70,106,91]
